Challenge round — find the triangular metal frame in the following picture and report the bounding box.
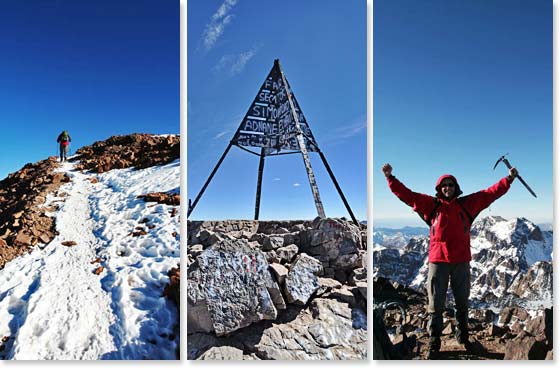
[188,59,359,226]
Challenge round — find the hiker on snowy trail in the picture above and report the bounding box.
[57,130,71,162]
[381,163,517,359]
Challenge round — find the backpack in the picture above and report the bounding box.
[60,132,69,142]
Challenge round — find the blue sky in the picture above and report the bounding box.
[0,0,179,179]
[374,0,552,227]
[187,0,367,220]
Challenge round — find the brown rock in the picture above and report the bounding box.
[504,331,549,360]
[39,233,50,244]
[163,265,180,309]
[525,308,553,344]
[94,266,104,275]
[61,241,77,247]
[14,232,32,247]
[51,173,65,184]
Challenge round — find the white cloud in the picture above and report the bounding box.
[202,0,238,51]
[214,47,257,76]
[273,177,281,181]
[213,130,229,139]
[322,116,367,145]
[293,182,301,187]
[335,120,367,139]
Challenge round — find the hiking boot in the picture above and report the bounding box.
[426,337,441,360]
[455,326,469,345]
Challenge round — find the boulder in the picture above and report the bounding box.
[244,299,367,360]
[300,218,362,271]
[198,346,244,360]
[187,238,284,336]
[284,253,322,305]
[263,236,284,251]
[276,244,298,263]
[504,331,549,360]
[525,308,553,344]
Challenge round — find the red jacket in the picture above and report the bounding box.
[387,174,512,263]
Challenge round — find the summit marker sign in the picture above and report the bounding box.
[188,59,358,225]
[233,61,318,154]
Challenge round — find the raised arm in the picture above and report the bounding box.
[382,163,436,219]
[463,168,517,217]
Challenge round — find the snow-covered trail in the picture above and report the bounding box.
[0,160,179,360]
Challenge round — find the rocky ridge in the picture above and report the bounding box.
[74,133,180,173]
[187,218,367,360]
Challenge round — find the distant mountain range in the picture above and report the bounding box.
[373,216,553,310]
[373,226,428,249]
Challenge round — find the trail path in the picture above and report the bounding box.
[0,160,179,360]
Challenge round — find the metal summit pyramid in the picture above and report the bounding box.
[188,59,358,225]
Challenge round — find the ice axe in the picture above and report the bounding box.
[493,154,537,198]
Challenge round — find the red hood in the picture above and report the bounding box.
[435,174,463,198]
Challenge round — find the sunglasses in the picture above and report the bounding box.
[441,183,455,188]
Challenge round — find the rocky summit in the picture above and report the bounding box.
[187,218,367,360]
[373,277,553,360]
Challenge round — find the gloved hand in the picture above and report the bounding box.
[508,167,518,181]
[382,163,393,177]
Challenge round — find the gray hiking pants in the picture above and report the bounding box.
[59,144,68,161]
[427,262,470,336]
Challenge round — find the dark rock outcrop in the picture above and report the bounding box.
[0,157,71,268]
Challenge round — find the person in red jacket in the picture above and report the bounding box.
[381,163,517,359]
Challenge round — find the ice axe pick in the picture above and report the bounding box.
[493,154,537,198]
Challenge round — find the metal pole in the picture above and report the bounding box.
[278,62,326,218]
[187,142,233,218]
[254,148,266,220]
[318,151,359,226]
